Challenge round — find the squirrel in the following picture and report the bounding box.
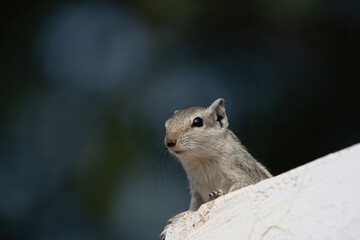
[160,98,272,240]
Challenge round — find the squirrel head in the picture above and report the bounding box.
[164,98,229,158]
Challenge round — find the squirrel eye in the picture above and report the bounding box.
[192,117,203,127]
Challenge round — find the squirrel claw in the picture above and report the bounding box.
[208,189,225,201]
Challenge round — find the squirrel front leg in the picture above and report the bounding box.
[189,191,204,211]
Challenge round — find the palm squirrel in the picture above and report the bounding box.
[160,98,271,239]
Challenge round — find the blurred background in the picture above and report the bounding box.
[1,0,359,239]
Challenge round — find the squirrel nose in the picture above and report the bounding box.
[166,139,177,148]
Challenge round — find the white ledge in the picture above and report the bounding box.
[163,143,360,240]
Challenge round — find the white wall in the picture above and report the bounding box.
[163,143,360,240]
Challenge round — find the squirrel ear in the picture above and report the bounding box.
[208,98,229,128]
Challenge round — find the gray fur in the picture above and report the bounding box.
[164,98,272,210]
[160,98,272,239]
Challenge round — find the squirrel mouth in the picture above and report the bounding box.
[174,150,184,154]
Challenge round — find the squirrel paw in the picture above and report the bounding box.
[208,189,225,201]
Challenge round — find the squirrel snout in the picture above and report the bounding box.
[165,137,177,148]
